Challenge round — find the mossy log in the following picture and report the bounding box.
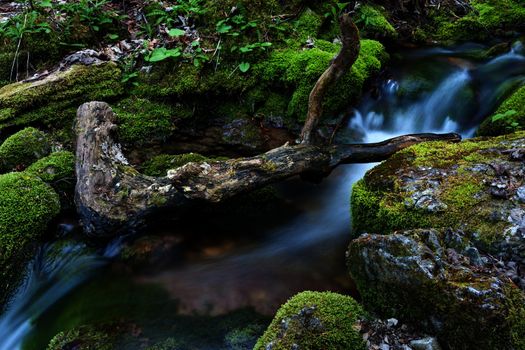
[75,101,460,237]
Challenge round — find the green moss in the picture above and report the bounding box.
[354,5,397,40]
[294,8,323,43]
[478,84,525,136]
[0,127,51,172]
[25,151,75,186]
[351,132,525,245]
[0,63,123,132]
[46,325,115,350]
[0,172,60,309]
[141,153,209,177]
[254,291,365,350]
[433,0,525,42]
[113,97,176,145]
[258,39,388,121]
[504,285,525,350]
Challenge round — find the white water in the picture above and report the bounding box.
[0,43,524,349]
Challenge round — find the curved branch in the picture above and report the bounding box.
[300,13,361,144]
[75,102,460,237]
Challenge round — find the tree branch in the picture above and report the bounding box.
[299,13,360,144]
[75,102,461,237]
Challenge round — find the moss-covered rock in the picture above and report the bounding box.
[0,172,60,309]
[254,291,365,350]
[478,84,525,136]
[25,151,76,201]
[433,0,525,42]
[0,127,51,172]
[354,5,397,40]
[351,131,525,251]
[347,228,525,350]
[0,63,123,134]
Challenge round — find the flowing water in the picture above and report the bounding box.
[1,42,524,349]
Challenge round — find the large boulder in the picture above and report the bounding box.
[348,229,525,350]
[348,132,525,349]
[351,131,525,256]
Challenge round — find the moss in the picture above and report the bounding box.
[504,285,525,350]
[0,172,60,309]
[354,5,397,40]
[258,39,388,121]
[254,291,365,350]
[46,325,115,350]
[294,8,323,43]
[478,84,525,136]
[0,63,123,132]
[113,97,176,146]
[351,132,525,246]
[0,127,51,172]
[25,151,75,188]
[433,0,525,42]
[141,153,209,177]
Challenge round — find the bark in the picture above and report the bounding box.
[299,13,360,144]
[75,102,461,237]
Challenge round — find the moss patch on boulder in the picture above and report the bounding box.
[46,324,115,350]
[351,131,525,250]
[0,127,51,172]
[254,291,365,350]
[478,84,525,136]
[354,5,397,40]
[0,172,60,309]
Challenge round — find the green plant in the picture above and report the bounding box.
[324,2,351,24]
[492,109,519,129]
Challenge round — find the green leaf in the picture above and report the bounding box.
[239,62,250,73]
[108,33,119,40]
[39,0,53,7]
[146,47,182,62]
[168,28,186,37]
[492,109,517,122]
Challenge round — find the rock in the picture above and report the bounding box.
[351,132,525,258]
[222,118,265,150]
[409,337,441,350]
[0,127,51,173]
[254,291,366,350]
[0,172,60,311]
[516,186,525,203]
[347,229,525,350]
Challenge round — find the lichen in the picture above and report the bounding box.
[0,127,51,172]
[141,153,210,177]
[254,291,366,350]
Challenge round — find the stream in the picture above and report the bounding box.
[1,42,524,349]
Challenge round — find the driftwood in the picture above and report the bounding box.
[300,13,360,144]
[75,101,461,237]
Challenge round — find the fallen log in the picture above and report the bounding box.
[75,101,461,237]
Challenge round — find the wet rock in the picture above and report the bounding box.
[222,118,265,150]
[347,229,525,350]
[409,337,441,350]
[516,186,525,203]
